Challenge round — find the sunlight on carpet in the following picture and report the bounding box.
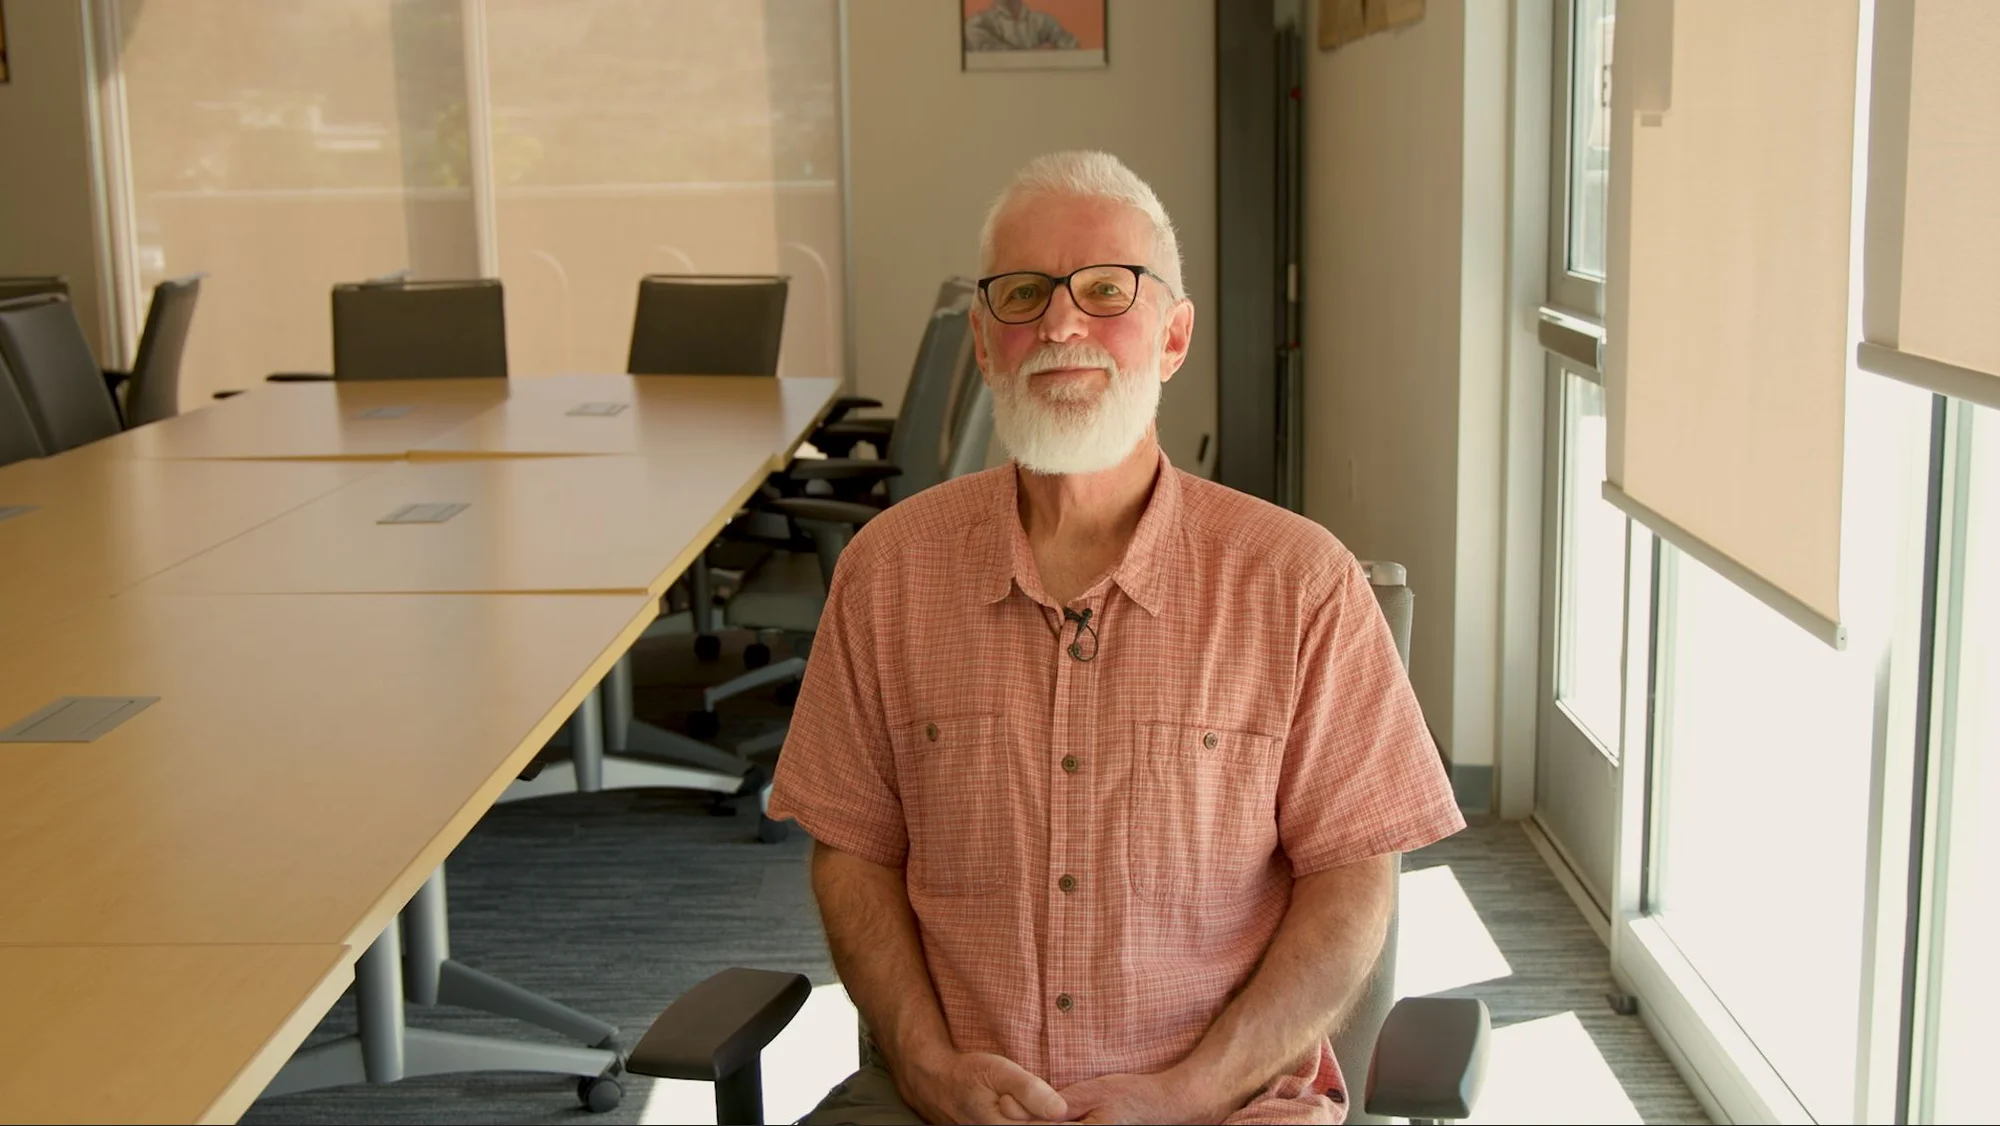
[1397,864,1514,997]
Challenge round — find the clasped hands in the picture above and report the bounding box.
[900,1048,1240,1125]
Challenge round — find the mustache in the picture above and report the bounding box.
[1016,341,1119,379]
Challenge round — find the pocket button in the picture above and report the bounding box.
[1202,731,1219,750]
[925,723,938,742]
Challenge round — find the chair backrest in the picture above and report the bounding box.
[0,294,123,454]
[123,273,203,427]
[331,278,508,381]
[1333,559,1414,1125]
[627,274,789,376]
[882,279,976,504]
[0,277,70,305]
[0,347,50,467]
[946,379,994,480]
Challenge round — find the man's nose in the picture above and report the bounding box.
[1038,283,1091,343]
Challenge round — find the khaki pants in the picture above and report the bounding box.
[796,1063,925,1125]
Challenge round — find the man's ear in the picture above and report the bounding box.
[1159,299,1194,381]
[971,308,997,383]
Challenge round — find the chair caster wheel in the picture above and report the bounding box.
[774,679,801,706]
[694,634,722,662]
[758,816,791,843]
[687,710,721,740]
[578,1074,623,1112]
[743,642,772,668]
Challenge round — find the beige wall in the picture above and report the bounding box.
[0,0,108,361]
[1301,0,1510,781]
[844,0,1217,474]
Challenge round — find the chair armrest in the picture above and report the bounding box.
[626,968,812,1082]
[785,458,902,484]
[811,417,894,457]
[816,418,894,439]
[266,372,334,383]
[1364,996,1491,1121]
[759,497,884,528]
[821,394,883,425]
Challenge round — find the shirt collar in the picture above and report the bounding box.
[969,448,1180,616]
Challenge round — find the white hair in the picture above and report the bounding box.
[977,150,1185,299]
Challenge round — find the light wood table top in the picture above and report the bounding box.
[127,451,777,599]
[0,592,655,948]
[0,943,353,1125]
[409,374,841,465]
[0,457,377,634]
[84,379,512,461]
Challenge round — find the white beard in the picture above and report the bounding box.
[988,339,1162,476]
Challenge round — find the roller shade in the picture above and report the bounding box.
[1603,0,1861,647]
[1859,0,2000,411]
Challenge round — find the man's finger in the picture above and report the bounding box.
[997,1093,1033,1121]
[991,1062,1068,1121]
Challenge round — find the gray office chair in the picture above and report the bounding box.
[0,347,50,467]
[0,276,70,304]
[0,294,124,455]
[675,281,983,741]
[629,274,789,376]
[620,562,1489,1125]
[105,273,202,428]
[257,277,508,385]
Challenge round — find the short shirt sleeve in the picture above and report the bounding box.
[766,549,908,867]
[1276,554,1466,873]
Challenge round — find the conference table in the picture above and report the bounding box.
[0,457,372,633]
[0,372,842,1123]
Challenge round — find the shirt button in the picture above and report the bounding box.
[1061,755,1079,774]
[1058,874,1076,893]
[1202,731,1219,750]
[1055,993,1073,1014]
[925,723,938,742]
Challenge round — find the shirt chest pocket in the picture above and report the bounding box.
[893,714,1008,896]
[1129,723,1285,904]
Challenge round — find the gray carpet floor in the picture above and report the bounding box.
[242,633,1706,1125]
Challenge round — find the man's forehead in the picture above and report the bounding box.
[989,195,1152,271]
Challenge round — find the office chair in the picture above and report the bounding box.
[254,277,508,386]
[0,276,70,304]
[619,561,1490,1125]
[676,280,983,743]
[0,294,124,455]
[624,274,792,669]
[0,348,50,468]
[105,273,202,428]
[629,274,790,376]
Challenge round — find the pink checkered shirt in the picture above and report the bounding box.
[769,451,1464,1124]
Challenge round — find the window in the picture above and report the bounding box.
[108,0,844,402]
[1917,401,1999,1124]
[482,0,844,379]
[1647,375,1933,1124]
[116,0,477,400]
[1565,0,1615,281]
[1555,368,1625,751]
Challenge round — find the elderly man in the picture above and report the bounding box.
[769,151,1463,1125]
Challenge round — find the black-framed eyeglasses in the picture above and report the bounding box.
[976,264,1164,325]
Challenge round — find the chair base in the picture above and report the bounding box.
[264,900,621,1105]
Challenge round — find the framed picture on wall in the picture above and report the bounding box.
[961,0,1107,71]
